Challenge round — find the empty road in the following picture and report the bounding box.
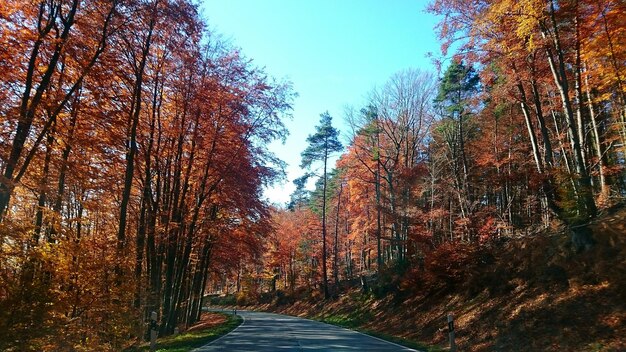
[194,310,418,352]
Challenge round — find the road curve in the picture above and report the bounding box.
[194,310,418,352]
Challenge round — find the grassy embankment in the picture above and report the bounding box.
[127,312,241,352]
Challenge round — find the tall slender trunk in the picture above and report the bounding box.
[333,181,343,285]
[117,14,156,259]
[163,140,212,334]
[375,122,383,270]
[516,77,544,173]
[542,0,596,218]
[573,3,588,168]
[188,240,213,325]
[529,64,553,168]
[135,69,161,310]
[54,91,81,215]
[34,129,54,241]
[321,148,329,299]
[69,198,84,318]
[584,64,609,199]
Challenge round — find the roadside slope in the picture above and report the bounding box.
[250,207,625,351]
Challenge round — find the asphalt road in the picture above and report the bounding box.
[194,310,418,352]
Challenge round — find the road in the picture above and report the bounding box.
[194,310,418,352]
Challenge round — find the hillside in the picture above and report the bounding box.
[234,207,625,351]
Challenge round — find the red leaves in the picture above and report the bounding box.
[0,0,295,346]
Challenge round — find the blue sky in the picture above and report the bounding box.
[200,1,441,205]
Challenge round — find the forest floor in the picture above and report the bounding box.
[221,206,626,351]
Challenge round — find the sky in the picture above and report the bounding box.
[200,0,442,206]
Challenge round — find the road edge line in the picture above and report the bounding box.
[348,328,420,352]
[273,311,420,352]
[192,312,246,351]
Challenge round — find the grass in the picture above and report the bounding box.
[361,330,445,352]
[319,311,371,329]
[127,312,242,352]
[316,312,442,352]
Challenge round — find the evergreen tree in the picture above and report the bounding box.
[433,61,479,226]
[300,112,343,299]
[287,175,310,211]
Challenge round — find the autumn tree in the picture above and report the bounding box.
[0,0,119,220]
[370,69,435,261]
[427,0,625,249]
[0,1,293,349]
[344,105,384,269]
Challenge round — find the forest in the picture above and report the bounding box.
[257,0,626,299]
[0,0,624,351]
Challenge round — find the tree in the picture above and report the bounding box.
[300,112,343,299]
[370,69,435,262]
[433,60,479,238]
[0,1,294,347]
[427,0,625,250]
[288,175,311,211]
[0,0,119,220]
[344,105,384,269]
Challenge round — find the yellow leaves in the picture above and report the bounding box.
[514,0,545,51]
[580,1,626,102]
[482,0,545,53]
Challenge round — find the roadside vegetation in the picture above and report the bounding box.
[126,312,241,352]
[317,313,442,352]
[209,206,625,351]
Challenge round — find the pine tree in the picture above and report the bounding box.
[300,112,343,299]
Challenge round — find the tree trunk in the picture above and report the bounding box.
[584,64,609,200]
[516,79,544,173]
[375,123,383,270]
[118,22,154,258]
[34,129,54,242]
[321,148,329,299]
[573,4,588,168]
[542,0,596,219]
[333,181,343,285]
[529,69,553,168]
